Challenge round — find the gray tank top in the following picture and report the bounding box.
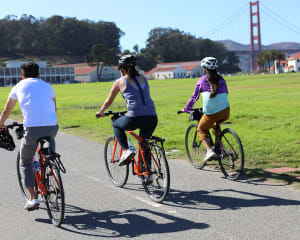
[122,77,156,117]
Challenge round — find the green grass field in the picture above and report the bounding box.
[1,73,300,186]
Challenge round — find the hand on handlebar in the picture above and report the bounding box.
[177,108,185,114]
[95,111,105,118]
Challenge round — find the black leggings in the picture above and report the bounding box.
[113,115,158,149]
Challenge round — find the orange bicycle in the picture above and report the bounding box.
[7,122,66,227]
[99,111,170,203]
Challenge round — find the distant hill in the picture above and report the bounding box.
[218,40,300,51]
[217,40,300,72]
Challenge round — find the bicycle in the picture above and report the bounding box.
[6,122,66,227]
[178,108,244,180]
[97,111,170,203]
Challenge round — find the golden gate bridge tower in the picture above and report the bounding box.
[250,1,262,72]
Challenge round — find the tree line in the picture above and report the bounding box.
[0,15,241,77]
[0,15,123,57]
[257,50,285,73]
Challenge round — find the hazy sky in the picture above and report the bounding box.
[1,0,299,51]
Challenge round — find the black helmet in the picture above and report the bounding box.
[0,129,15,151]
[118,55,137,68]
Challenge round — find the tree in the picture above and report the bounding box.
[141,27,240,73]
[85,43,119,81]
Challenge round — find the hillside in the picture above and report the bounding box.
[218,40,300,72]
[218,40,300,51]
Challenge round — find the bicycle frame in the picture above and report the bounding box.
[111,130,161,177]
[35,146,61,196]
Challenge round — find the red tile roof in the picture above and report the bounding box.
[157,60,201,66]
[75,66,97,75]
[155,67,178,72]
[55,63,90,67]
[182,64,200,71]
[287,52,300,60]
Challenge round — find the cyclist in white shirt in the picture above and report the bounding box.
[0,62,58,211]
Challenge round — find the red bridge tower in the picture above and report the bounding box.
[250,1,262,71]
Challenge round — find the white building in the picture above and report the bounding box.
[0,61,74,87]
[55,63,120,82]
[286,52,300,72]
[273,60,288,74]
[145,61,203,80]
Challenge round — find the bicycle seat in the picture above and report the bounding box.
[37,136,52,144]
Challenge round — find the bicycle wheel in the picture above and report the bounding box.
[185,123,207,169]
[44,163,65,227]
[219,128,244,180]
[143,144,170,203]
[16,151,38,200]
[104,136,129,187]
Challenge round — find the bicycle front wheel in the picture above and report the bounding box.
[185,123,207,169]
[143,144,170,203]
[219,128,244,180]
[44,164,65,227]
[104,136,129,187]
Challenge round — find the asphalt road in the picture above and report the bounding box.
[1,131,300,240]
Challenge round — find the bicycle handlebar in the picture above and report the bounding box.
[96,110,127,119]
[177,110,184,114]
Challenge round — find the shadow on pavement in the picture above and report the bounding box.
[164,188,300,210]
[36,205,209,238]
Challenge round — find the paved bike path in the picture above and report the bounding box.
[1,131,300,240]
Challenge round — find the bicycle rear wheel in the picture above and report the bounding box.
[219,128,244,180]
[143,144,170,203]
[44,163,65,227]
[104,136,129,187]
[185,123,207,169]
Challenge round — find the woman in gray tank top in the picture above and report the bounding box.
[96,55,157,166]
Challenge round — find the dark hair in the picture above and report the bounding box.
[21,62,39,78]
[120,65,140,78]
[206,68,222,98]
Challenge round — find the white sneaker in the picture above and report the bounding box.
[204,149,217,163]
[24,199,39,211]
[119,149,135,166]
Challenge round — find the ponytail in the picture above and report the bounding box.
[206,69,221,98]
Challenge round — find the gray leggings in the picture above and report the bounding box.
[20,125,58,187]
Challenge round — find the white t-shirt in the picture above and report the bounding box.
[9,78,57,127]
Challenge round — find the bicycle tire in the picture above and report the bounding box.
[16,151,37,200]
[185,123,207,169]
[104,136,129,187]
[219,128,244,180]
[143,144,170,203]
[44,163,65,227]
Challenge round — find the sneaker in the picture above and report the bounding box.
[119,149,135,166]
[204,149,217,163]
[24,199,39,211]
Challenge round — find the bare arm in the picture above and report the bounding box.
[0,98,17,128]
[96,79,121,117]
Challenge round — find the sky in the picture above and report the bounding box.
[1,0,300,51]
